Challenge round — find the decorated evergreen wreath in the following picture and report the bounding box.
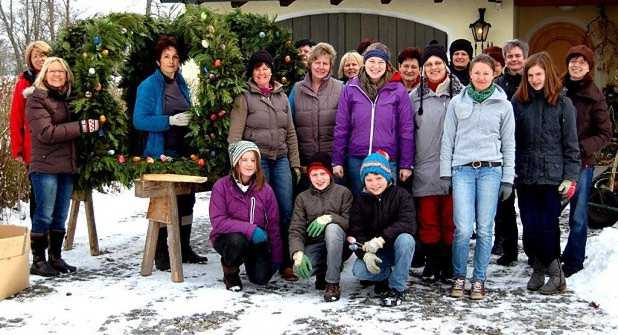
[53,7,305,192]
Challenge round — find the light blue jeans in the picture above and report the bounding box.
[352,233,415,292]
[451,166,501,282]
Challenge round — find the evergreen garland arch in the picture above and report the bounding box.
[53,8,304,192]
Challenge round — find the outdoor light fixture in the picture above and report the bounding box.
[469,8,491,54]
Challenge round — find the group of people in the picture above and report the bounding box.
[9,32,611,307]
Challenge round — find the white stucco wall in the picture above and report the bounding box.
[203,0,515,46]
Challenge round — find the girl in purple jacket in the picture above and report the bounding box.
[332,45,414,196]
[209,141,283,291]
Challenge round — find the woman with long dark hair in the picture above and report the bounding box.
[512,52,580,295]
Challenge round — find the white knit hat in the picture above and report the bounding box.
[228,140,261,167]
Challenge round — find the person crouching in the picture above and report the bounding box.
[289,152,354,302]
[209,141,283,291]
[349,151,417,306]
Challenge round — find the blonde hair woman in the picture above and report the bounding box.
[337,51,363,82]
[27,57,99,277]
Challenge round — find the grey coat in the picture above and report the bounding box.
[440,85,516,184]
[228,80,301,168]
[409,76,464,197]
[290,75,343,165]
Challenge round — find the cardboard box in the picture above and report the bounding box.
[0,225,30,300]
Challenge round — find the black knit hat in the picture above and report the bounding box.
[245,50,274,78]
[449,39,473,59]
[421,44,448,66]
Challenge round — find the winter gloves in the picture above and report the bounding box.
[363,252,382,274]
[80,119,100,133]
[558,180,577,200]
[292,251,312,279]
[499,183,513,201]
[169,111,192,127]
[251,227,268,244]
[362,237,385,254]
[307,215,333,237]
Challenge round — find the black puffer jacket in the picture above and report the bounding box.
[495,71,522,101]
[512,91,580,185]
[348,185,417,257]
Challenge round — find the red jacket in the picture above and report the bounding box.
[9,73,33,164]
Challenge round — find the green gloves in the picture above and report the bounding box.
[292,251,313,279]
[363,252,382,274]
[307,214,333,237]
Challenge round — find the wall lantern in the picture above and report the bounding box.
[469,8,491,54]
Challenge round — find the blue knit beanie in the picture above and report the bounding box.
[360,151,392,186]
[364,49,389,63]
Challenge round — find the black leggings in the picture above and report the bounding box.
[214,233,275,285]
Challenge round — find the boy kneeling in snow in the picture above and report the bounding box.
[289,152,354,302]
[349,151,417,306]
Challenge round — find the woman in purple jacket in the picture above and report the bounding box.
[209,141,283,291]
[332,46,414,196]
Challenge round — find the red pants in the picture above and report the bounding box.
[416,195,454,245]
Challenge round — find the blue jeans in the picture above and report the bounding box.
[261,157,294,265]
[352,233,415,292]
[346,156,398,197]
[562,167,593,273]
[30,172,74,234]
[451,166,501,282]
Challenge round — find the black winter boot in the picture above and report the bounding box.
[439,244,453,283]
[315,272,326,290]
[30,233,59,277]
[155,227,170,271]
[48,230,77,273]
[180,222,208,264]
[411,241,426,268]
[221,260,242,292]
[421,244,439,281]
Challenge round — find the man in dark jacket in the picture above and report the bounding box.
[448,39,473,86]
[349,151,416,307]
[562,45,612,277]
[492,39,529,265]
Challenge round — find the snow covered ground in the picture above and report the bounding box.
[1,187,617,334]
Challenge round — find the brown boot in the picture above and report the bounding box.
[280,267,299,282]
[539,259,566,295]
[221,261,242,292]
[30,233,59,277]
[324,282,341,302]
[48,230,76,273]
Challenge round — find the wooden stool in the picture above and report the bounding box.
[64,190,100,256]
[135,174,207,283]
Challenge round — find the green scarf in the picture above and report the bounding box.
[467,83,496,103]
